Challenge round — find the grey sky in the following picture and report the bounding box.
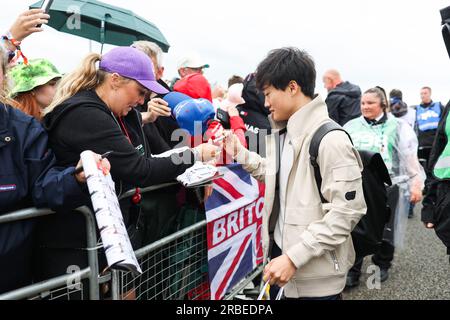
[2,0,450,105]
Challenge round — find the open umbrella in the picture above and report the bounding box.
[30,0,170,52]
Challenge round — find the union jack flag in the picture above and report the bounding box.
[205,164,265,300]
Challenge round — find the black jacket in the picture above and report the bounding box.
[40,90,194,248]
[236,73,271,156]
[153,79,181,148]
[134,103,171,155]
[325,81,361,126]
[43,90,194,188]
[422,101,450,224]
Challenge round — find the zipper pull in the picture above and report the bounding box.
[331,252,340,272]
[333,260,339,272]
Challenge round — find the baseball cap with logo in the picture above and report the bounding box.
[163,92,215,135]
[163,91,191,109]
[9,58,62,97]
[177,53,210,70]
[99,46,168,94]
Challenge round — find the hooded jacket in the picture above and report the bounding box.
[40,90,195,248]
[325,81,362,126]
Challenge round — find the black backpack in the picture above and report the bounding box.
[309,121,392,257]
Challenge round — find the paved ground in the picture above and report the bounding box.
[343,204,450,300]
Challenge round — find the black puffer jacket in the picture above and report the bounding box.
[325,81,362,126]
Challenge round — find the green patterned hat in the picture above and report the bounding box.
[9,59,62,96]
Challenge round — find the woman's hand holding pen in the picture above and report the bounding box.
[73,151,112,183]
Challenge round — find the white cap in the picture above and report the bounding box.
[177,53,210,70]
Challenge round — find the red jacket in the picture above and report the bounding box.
[173,73,212,102]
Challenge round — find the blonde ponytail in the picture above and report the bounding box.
[44,53,103,115]
[0,46,13,106]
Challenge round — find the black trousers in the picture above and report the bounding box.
[418,147,433,194]
[350,240,395,275]
[434,182,450,253]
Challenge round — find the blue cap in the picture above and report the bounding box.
[163,92,192,110]
[172,98,216,136]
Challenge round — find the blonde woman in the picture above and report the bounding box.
[36,47,218,291]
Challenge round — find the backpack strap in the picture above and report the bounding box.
[309,121,353,203]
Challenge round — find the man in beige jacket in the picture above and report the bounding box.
[223,47,367,299]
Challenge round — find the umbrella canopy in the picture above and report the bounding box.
[30,0,170,52]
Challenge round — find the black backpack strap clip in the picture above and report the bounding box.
[309,121,352,204]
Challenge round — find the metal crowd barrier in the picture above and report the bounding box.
[111,184,263,300]
[0,183,264,300]
[0,207,100,300]
[109,218,263,301]
[111,220,209,300]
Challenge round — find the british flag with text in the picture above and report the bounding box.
[205,163,265,300]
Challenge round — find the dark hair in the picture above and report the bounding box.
[255,47,316,98]
[389,89,403,100]
[228,75,244,88]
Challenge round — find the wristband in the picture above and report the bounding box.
[1,32,27,65]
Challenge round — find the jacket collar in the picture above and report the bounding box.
[268,95,329,160]
[420,100,434,108]
[364,112,387,125]
[283,94,329,137]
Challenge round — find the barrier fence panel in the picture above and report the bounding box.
[112,184,265,301]
[0,207,99,300]
[0,268,90,300]
[1,183,264,300]
[111,220,210,300]
[223,266,263,300]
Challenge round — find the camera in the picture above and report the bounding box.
[216,108,231,129]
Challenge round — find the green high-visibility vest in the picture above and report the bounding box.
[344,116,398,174]
[433,111,450,179]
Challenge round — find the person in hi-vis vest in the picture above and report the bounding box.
[415,87,444,188]
[421,6,450,262]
